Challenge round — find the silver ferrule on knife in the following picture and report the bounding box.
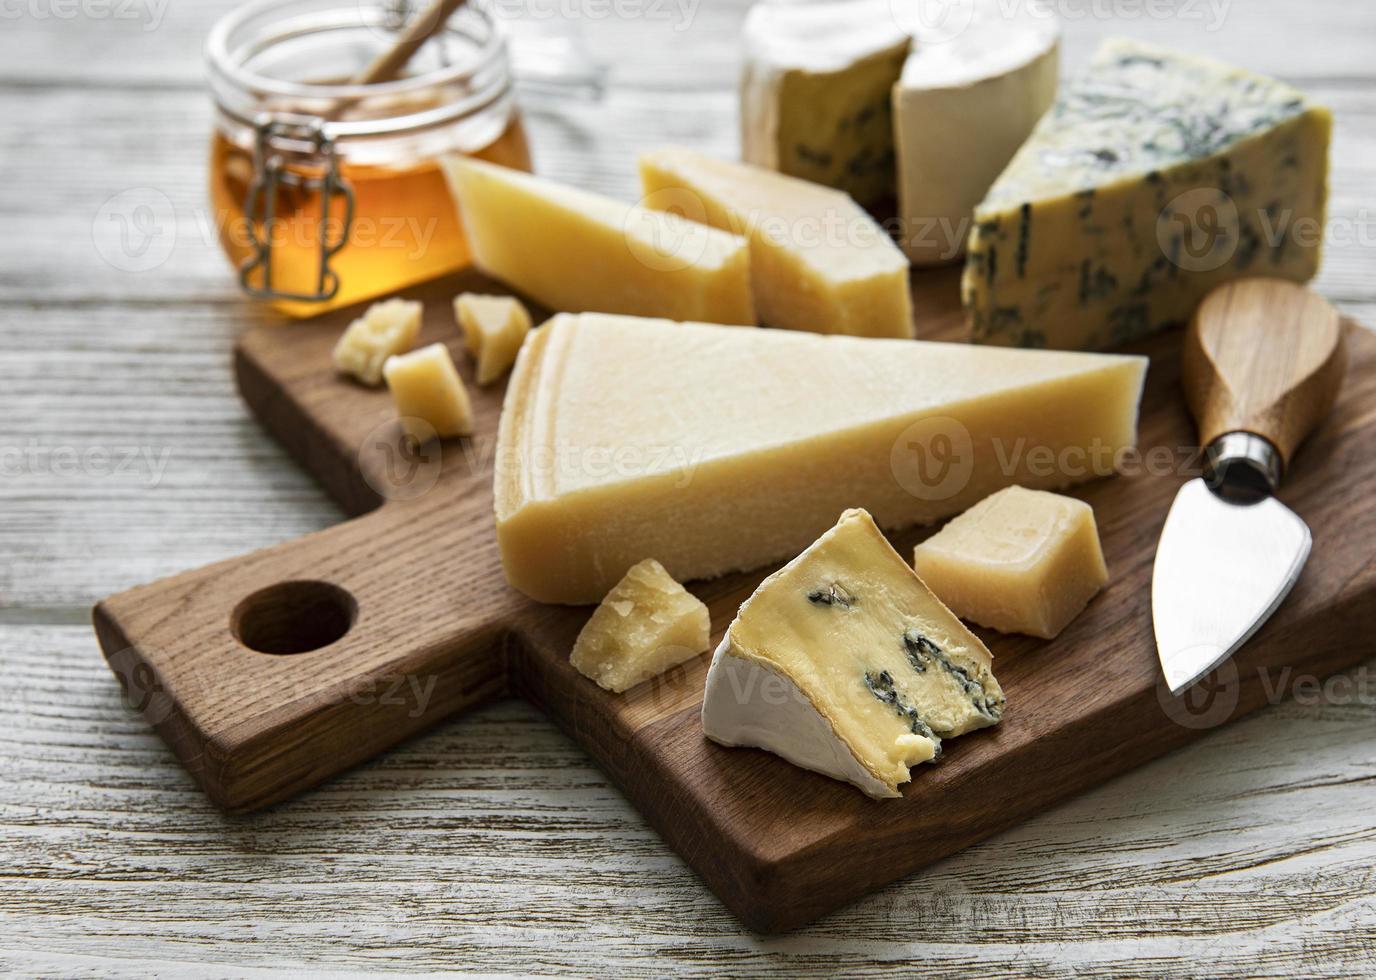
[1203,431,1284,501]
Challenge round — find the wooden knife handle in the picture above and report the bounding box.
[1183,278,1347,470]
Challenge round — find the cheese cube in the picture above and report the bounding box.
[638,147,913,338]
[382,343,473,442]
[453,293,532,384]
[441,157,755,326]
[332,298,423,386]
[913,486,1108,640]
[570,559,711,694]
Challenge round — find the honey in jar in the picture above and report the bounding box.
[207,0,532,317]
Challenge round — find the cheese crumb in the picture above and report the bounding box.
[332,298,423,386]
[382,343,473,442]
[453,293,533,384]
[570,559,711,694]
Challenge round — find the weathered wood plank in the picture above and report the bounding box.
[1,625,1373,974]
[2,0,1375,89]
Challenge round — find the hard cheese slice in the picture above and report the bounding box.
[892,0,1059,265]
[701,508,1004,799]
[441,157,755,326]
[638,147,912,338]
[495,312,1146,604]
[963,37,1331,350]
[740,0,910,211]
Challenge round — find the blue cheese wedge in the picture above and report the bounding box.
[701,508,1004,799]
[963,37,1332,350]
[740,0,910,211]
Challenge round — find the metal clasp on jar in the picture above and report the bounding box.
[239,114,355,303]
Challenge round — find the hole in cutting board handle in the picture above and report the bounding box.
[232,580,358,655]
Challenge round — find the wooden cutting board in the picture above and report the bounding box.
[93,267,1376,933]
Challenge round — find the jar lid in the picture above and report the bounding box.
[207,0,511,139]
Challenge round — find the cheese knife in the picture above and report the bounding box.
[1153,278,1347,694]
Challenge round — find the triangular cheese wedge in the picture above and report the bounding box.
[963,38,1331,351]
[638,147,912,338]
[702,508,1004,798]
[441,157,755,326]
[495,313,1146,604]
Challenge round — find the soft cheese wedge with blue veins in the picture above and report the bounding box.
[963,38,1331,350]
[495,312,1146,604]
[701,508,1004,799]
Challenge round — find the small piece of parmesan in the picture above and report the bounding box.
[453,293,533,384]
[382,343,473,442]
[913,486,1108,639]
[570,559,711,693]
[332,298,423,386]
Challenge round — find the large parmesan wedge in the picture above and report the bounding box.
[494,312,1146,604]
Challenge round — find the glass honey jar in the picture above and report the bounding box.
[207,0,533,317]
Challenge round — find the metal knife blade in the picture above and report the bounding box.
[1152,279,1344,694]
[1152,478,1311,694]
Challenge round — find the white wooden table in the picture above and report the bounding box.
[2,1,1374,974]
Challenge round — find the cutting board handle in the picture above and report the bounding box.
[1184,278,1347,472]
[93,499,517,813]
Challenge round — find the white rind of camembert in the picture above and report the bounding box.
[740,0,910,211]
[702,638,899,799]
[892,0,1059,265]
[739,0,1061,243]
[701,508,1004,799]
